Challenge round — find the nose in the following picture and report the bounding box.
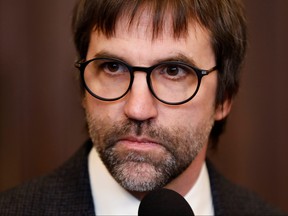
[124,73,158,121]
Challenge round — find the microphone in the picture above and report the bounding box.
[138,188,194,216]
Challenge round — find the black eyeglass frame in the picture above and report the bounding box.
[75,57,217,105]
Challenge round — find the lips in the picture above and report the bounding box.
[116,136,163,151]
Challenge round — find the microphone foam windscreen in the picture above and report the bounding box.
[138,188,194,216]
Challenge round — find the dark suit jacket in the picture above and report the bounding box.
[0,140,284,215]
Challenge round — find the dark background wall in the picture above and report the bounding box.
[1,0,287,212]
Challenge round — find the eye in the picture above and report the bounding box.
[165,66,182,76]
[157,64,189,80]
[102,61,127,74]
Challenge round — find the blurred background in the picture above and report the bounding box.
[0,0,287,212]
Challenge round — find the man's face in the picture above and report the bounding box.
[83,15,227,193]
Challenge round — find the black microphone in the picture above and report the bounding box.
[138,188,194,216]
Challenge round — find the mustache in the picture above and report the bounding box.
[101,119,175,151]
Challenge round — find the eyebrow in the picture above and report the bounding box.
[93,51,198,67]
[156,54,198,67]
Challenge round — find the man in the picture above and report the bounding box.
[0,0,284,215]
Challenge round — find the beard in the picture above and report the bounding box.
[86,113,214,192]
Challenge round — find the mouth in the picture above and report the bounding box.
[116,136,164,151]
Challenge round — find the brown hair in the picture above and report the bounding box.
[72,0,247,146]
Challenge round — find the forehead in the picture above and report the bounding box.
[88,13,215,69]
[100,6,210,42]
[115,10,185,41]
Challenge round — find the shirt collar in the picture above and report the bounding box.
[88,146,214,215]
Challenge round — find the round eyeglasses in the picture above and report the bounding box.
[75,58,217,105]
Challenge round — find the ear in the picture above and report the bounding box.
[214,98,233,121]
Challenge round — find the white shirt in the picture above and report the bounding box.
[88,147,214,215]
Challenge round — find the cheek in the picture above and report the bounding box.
[83,93,125,120]
[157,102,214,131]
[192,74,218,113]
[159,82,217,127]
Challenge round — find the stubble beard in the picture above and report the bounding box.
[86,113,214,193]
